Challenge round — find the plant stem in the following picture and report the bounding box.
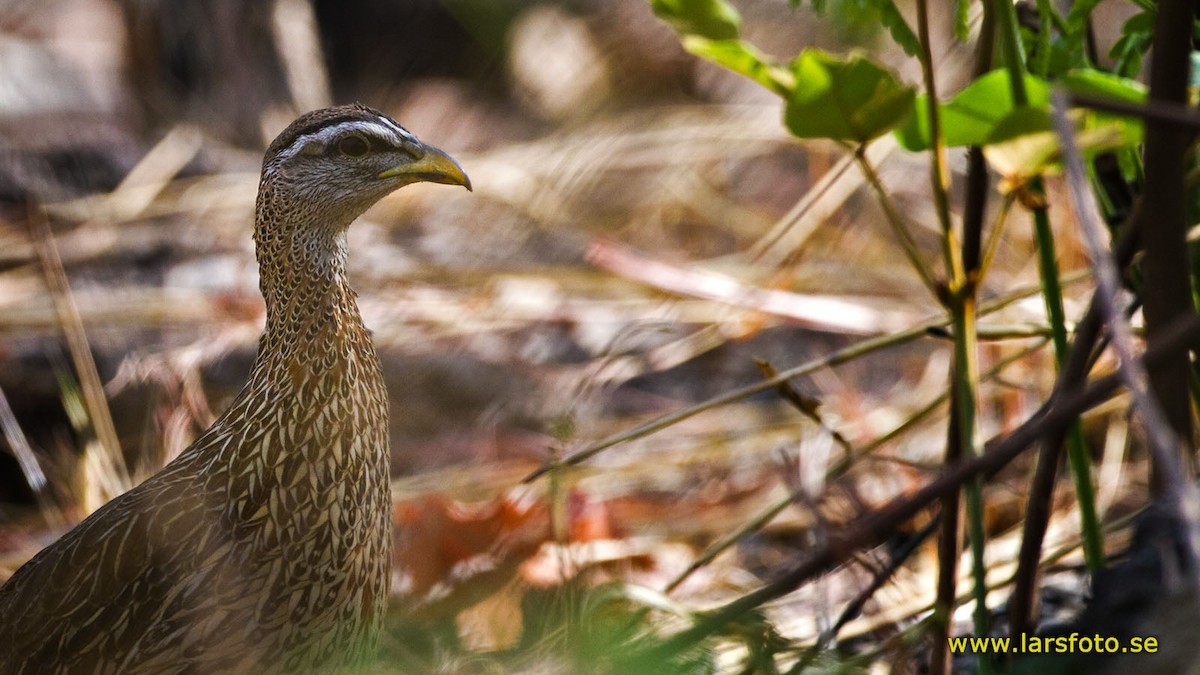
[1136,0,1197,489]
[1030,203,1104,573]
[993,0,1106,590]
[915,0,988,670]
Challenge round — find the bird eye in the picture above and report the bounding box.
[337,135,370,157]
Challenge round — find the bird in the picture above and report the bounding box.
[0,104,471,674]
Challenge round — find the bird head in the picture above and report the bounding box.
[259,104,471,229]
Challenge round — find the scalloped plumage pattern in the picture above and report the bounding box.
[0,105,411,674]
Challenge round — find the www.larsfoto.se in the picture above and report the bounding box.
[948,633,1159,655]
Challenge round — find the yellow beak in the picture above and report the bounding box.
[379,145,472,191]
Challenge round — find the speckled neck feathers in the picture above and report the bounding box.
[254,175,359,342]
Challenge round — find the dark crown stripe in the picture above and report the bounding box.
[265,104,407,162]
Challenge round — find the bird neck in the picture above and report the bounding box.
[252,187,371,366]
[256,230,356,330]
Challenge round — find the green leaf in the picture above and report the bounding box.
[987,107,1054,145]
[985,111,1135,190]
[954,0,970,42]
[1108,7,1154,78]
[796,0,919,56]
[894,69,1051,151]
[1031,0,1055,76]
[980,72,1146,189]
[875,0,920,57]
[1064,0,1102,66]
[1059,69,1145,144]
[782,49,915,142]
[1060,69,1146,103]
[682,37,795,96]
[651,0,741,40]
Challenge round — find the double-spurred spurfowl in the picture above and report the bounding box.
[0,105,470,674]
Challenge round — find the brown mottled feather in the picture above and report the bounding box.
[0,105,464,674]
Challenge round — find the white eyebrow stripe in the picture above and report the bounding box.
[376,116,416,143]
[270,119,416,165]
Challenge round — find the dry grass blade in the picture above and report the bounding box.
[107,125,203,223]
[588,239,919,334]
[748,137,897,267]
[0,383,64,531]
[0,289,219,333]
[270,0,331,113]
[24,207,130,498]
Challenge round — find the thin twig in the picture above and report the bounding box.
[790,515,941,673]
[851,145,942,299]
[960,0,995,277]
[1052,95,1185,488]
[754,358,853,456]
[1053,90,1197,510]
[975,193,1016,288]
[1069,91,1200,132]
[913,0,959,278]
